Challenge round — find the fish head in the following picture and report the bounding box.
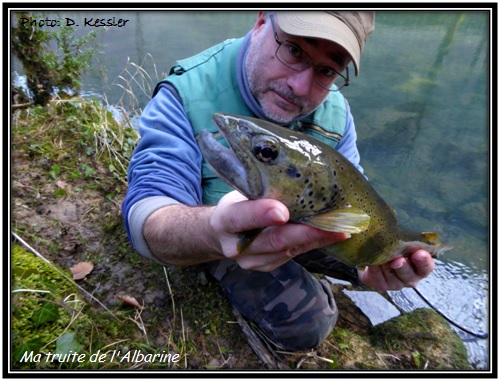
[197,113,335,215]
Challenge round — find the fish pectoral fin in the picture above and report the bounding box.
[304,208,370,234]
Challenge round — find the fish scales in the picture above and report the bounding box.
[197,113,452,268]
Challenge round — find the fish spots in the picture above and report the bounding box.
[208,113,432,267]
[287,166,302,179]
[308,199,316,210]
[298,197,311,210]
[330,192,338,203]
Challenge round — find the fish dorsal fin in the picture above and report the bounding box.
[421,232,440,243]
[420,232,454,257]
[303,207,370,234]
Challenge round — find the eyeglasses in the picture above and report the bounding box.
[269,15,350,91]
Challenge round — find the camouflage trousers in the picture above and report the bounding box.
[206,259,339,351]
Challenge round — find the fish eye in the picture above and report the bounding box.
[252,137,279,163]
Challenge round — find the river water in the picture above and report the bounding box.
[10,10,491,370]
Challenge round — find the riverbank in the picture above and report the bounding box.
[10,96,470,372]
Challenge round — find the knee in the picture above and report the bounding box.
[211,260,340,351]
[263,309,338,351]
[256,280,339,351]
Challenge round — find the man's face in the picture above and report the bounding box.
[245,13,351,124]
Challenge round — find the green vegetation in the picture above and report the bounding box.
[370,308,470,369]
[11,244,144,370]
[12,11,99,105]
[13,96,136,190]
[12,244,83,366]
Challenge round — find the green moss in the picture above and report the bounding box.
[11,244,154,370]
[11,244,85,368]
[291,305,471,370]
[370,308,470,369]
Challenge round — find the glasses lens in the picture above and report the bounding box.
[317,67,349,91]
[314,66,343,88]
[316,71,337,89]
[277,42,309,70]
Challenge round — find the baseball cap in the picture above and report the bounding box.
[275,11,375,76]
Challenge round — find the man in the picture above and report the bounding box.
[122,11,435,351]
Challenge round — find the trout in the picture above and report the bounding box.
[197,113,453,268]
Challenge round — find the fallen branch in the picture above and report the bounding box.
[231,307,289,370]
[11,102,33,110]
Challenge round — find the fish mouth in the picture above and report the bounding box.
[196,114,264,199]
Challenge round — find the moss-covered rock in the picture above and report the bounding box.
[370,308,470,369]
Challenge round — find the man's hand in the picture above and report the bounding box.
[357,250,435,291]
[211,191,350,272]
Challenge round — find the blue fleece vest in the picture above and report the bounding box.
[155,37,348,205]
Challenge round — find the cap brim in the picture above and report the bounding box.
[276,12,361,76]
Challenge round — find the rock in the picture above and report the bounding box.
[370,308,470,369]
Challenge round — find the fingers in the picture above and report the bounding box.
[358,264,396,291]
[233,251,292,272]
[213,192,289,235]
[243,223,349,257]
[234,225,349,272]
[211,195,291,259]
[388,250,435,287]
[233,227,349,272]
[358,250,435,291]
[210,191,350,272]
[232,224,348,271]
[409,250,436,277]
